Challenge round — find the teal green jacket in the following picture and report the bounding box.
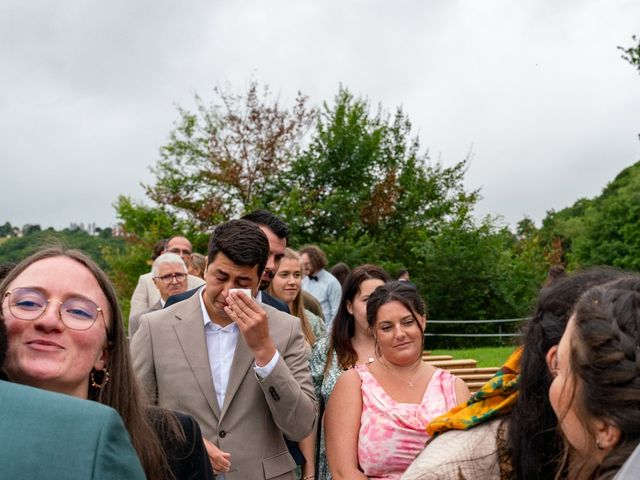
[0,380,146,479]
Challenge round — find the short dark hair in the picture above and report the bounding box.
[207,220,269,278]
[152,239,168,260]
[242,210,290,246]
[299,245,327,272]
[330,262,351,286]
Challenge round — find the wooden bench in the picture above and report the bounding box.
[424,358,478,370]
[448,367,500,376]
[421,354,454,362]
[447,367,501,393]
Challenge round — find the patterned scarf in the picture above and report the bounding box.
[426,346,522,436]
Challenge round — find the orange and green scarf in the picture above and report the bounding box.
[426,346,522,436]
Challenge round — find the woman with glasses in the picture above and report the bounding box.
[0,247,213,480]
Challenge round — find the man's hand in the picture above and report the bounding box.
[224,291,276,366]
[203,438,231,474]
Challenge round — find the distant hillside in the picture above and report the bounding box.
[541,160,640,270]
[0,229,124,271]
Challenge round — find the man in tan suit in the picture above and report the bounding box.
[131,220,317,479]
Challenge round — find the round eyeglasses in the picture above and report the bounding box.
[4,287,105,332]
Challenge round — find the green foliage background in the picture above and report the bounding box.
[3,71,638,344]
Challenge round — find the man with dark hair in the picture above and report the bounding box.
[131,220,317,479]
[0,306,145,479]
[300,245,342,328]
[241,209,289,291]
[166,210,289,311]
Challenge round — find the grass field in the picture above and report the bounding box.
[428,346,515,368]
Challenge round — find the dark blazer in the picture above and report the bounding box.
[0,380,145,479]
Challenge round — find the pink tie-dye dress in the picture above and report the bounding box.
[355,363,458,480]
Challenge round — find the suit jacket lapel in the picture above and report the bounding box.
[173,294,222,419]
[220,334,254,419]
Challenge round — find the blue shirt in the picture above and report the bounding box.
[302,269,342,329]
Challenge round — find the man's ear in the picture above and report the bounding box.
[593,417,621,451]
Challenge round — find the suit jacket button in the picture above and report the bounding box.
[269,386,280,401]
[219,430,226,438]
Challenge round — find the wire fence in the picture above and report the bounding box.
[424,317,531,343]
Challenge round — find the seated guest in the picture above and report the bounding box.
[310,264,390,480]
[549,277,640,479]
[129,252,189,337]
[325,282,470,480]
[401,267,623,480]
[0,247,213,480]
[0,310,145,479]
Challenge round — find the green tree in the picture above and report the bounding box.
[540,162,640,270]
[0,222,13,237]
[280,87,478,246]
[619,35,640,74]
[22,224,41,236]
[145,81,316,227]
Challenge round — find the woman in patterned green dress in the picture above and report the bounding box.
[309,265,390,480]
[269,248,326,479]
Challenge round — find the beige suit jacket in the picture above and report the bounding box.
[131,291,317,480]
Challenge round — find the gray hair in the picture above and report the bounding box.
[151,252,187,277]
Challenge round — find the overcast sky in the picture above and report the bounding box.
[1,0,638,231]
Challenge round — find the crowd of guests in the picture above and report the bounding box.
[1,209,640,479]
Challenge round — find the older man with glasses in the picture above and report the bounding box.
[129,252,191,337]
[129,236,205,326]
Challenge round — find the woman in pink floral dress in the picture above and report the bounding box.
[324,282,470,479]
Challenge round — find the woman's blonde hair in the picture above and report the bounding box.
[268,248,316,346]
